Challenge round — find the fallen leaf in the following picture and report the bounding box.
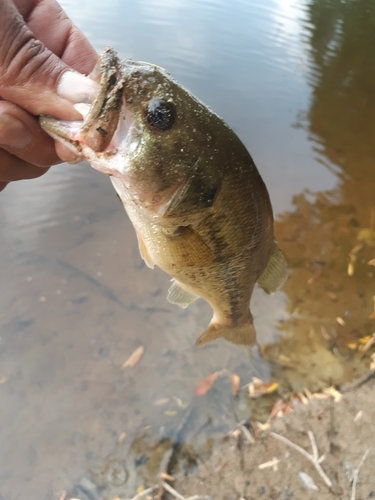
[298,471,319,491]
[358,335,372,344]
[268,399,285,421]
[347,262,354,276]
[136,486,145,495]
[346,343,357,350]
[248,378,279,398]
[160,472,175,482]
[327,292,338,301]
[122,346,144,368]
[368,259,375,266]
[357,228,375,246]
[266,382,280,394]
[117,432,126,444]
[297,392,309,405]
[256,421,271,431]
[323,386,343,402]
[173,396,188,408]
[153,398,170,406]
[354,411,363,423]
[194,372,218,396]
[303,387,313,399]
[278,354,292,363]
[369,312,375,320]
[358,334,375,352]
[269,400,292,421]
[336,317,345,326]
[311,393,329,400]
[231,373,240,396]
[164,411,177,417]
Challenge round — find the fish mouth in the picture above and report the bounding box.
[40,83,136,177]
[40,47,132,169]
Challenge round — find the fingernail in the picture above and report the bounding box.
[57,71,99,104]
[0,114,32,149]
[55,141,82,164]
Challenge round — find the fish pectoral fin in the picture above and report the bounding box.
[135,231,155,269]
[257,240,288,294]
[167,280,199,308]
[167,225,213,267]
[195,315,256,347]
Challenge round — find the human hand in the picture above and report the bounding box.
[0,0,98,192]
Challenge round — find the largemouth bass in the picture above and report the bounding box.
[41,48,287,347]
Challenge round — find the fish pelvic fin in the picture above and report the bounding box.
[167,279,199,308]
[195,314,256,347]
[257,240,288,294]
[135,230,155,269]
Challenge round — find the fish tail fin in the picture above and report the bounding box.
[257,240,288,294]
[195,314,256,347]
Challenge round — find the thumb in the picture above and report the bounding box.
[0,1,97,120]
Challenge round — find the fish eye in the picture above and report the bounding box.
[145,98,175,131]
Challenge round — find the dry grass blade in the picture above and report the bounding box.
[350,448,370,500]
[125,485,159,500]
[161,481,212,500]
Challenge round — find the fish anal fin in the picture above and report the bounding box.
[167,226,213,267]
[257,240,288,294]
[167,280,199,308]
[135,231,155,269]
[196,315,256,347]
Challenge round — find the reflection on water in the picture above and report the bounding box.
[264,0,375,392]
[0,0,375,498]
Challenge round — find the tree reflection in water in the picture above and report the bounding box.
[262,0,375,392]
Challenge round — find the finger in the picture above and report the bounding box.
[15,0,97,74]
[0,0,97,119]
[0,148,49,182]
[0,100,62,167]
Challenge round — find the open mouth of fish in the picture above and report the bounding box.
[41,49,189,217]
[40,49,133,174]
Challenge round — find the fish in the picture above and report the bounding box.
[40,47,287,347]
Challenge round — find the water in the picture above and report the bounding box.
[1,0,375,498]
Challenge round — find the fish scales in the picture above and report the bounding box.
[40,47,287,346]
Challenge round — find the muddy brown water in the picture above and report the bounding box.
[1,0,375,498]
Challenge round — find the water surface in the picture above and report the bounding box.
[1,0,375,498]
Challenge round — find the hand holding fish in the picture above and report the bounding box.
[0,0,97,191]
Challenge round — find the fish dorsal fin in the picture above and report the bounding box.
[135,231,155,269]
[167,280,199,308]
[257,240,288,294]
[166,226,213,267]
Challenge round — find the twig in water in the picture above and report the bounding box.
[350,449,370,500]
[308,431,319,462]
[126,485,159,500]
[270,432,333,489]
[161,481,212,500]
